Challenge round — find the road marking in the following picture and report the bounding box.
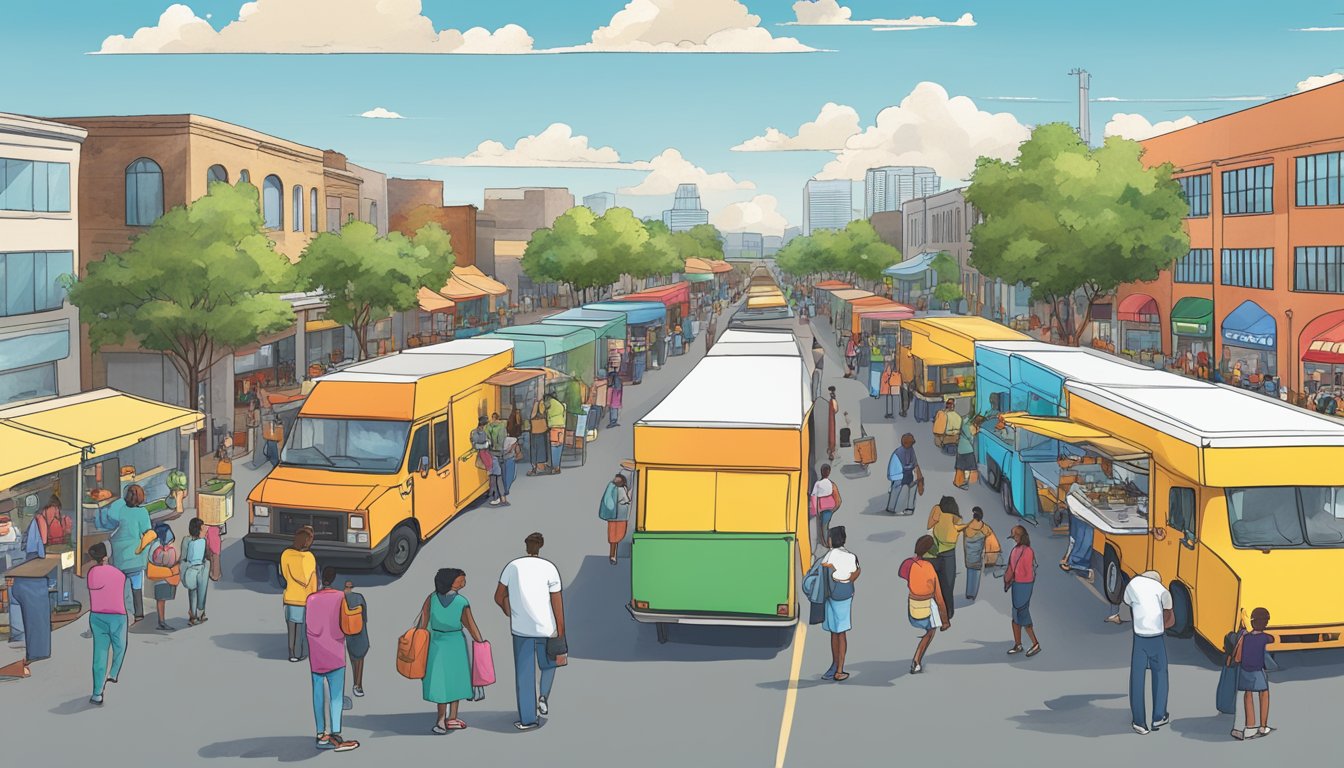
[774,621,807,768]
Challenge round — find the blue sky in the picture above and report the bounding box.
[2,1,1344,232]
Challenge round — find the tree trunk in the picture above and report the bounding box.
[186,366,205,486]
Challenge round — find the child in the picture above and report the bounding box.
[962,507,1000,600]
[145,523,180,631]
[1231,607,1275,740]
[342,581,369,698]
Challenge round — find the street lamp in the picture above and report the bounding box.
[1285,308,1294,402]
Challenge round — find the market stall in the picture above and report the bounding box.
[583,301,667,384]
[439,266,509,339]
[827,289,877,344]
[622,282,692,354]
[408,287,456,347]
[540,308,627,379]
[856,304,916,359]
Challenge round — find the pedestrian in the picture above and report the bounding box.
[341,581,369,697]
[145,522,180,632]
[867,339,883,398]
[182,518,210,625]
[885,433,924,516]
[844,335,858,378]
[305,567,360,752]
[98,484,152,624]
[1261,374,1280,398]
[528,400,550,475]
[281,526,318,663]
[1231,607,1275,740]
[606,372,623,428]
[546,393,567,475]
[900,377,914,418]
[1004,525,1041,657]
[932,399,963,454]
[809,463,840,548]
[883,364,902,419]
[471,415,493,464]
[7,495,68,653]
[962,507,1001,601]
[905,535,950,674]
[500,431,521,503]
[507,404,524,446]
[953,415,983,489]
[705,316,718,354]
[820,526,859,682]
[262,415,283,469]
[421,568,486,733]
[1123,569,1173,735]
[487,411,507,467]
[926,496,965,619]
[85,542,127,706]
[672,323,685,355]
[826,387,839,461]
[597,474,632,565]
[495,532,566,731]
[487,434,507,507]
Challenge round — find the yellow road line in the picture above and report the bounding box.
[774,621,807,768]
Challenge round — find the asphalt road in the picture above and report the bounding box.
[3,310,1343,767]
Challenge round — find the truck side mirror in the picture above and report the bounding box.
[418,455,430,479]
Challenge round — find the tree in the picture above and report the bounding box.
[930,252,965,306]
[966,122,1190,345]
[635,220,686,282]
[68,181,296,469]
[297,220,454,360]
[774,220,900,287]
[671,223,725,261]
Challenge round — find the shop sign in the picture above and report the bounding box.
[1223,329,1275,350]
[1172,321,1209,337]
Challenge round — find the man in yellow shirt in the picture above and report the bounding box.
[926,496,968,619]
[281,526,318,663]
[932,399,963,454]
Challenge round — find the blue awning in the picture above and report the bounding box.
[1221,300,1276,350]
[582,301,667,327]
[883,252,939,280]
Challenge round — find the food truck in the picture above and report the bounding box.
[899,316,1029,422]
[584,301,667,383]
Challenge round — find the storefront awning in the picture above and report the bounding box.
[684,272,714,283]
[1303,319,1344,364]
[1117,293,1159,322]
[305,318,342,332]
[813,280,852,291]
[1002,413,1147,460]
[1170,297,1213,338]
[540,308,626,341]
[486,369,545,388]
[0,389,204,460]
[0,422,81,491]
[623,282,691,309]
[709,261,734,274]
[583,301,667,327]
[450,265,509,296]
[883,252,939,280]
[1221,300,1276,350]
[910,334,968,368]
[417,287,456,314]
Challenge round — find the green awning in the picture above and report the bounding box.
[683,272,714,283]
[540,309,626,341]
[1170,297,1213,338]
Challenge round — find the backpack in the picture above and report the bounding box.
[899,556,917,581]
[341,596,365,636]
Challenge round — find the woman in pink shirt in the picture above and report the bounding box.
[86,542,128,705]
[1004,526,1042,658]
[305,567,359,752]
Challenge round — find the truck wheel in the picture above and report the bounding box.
[1102,549,1125,605]
[986,461,1002,492]
[656,623,669,644]
[1001,480,1015,517]
[383,525,419,576]
[1168,582,1194,638]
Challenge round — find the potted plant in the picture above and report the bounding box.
[166,469,189,517]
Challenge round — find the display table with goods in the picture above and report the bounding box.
[198,477,235,535]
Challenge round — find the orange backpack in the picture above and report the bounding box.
[340,597,364,636]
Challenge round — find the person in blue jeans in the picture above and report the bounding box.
[1123,569,1174,734]
[495,533,565,731]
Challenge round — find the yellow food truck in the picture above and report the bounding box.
[899,316,1029,422]
[1011,378,1344,650]
[244,339,511,574]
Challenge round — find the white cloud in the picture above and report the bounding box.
[561,0,816,53]
[786,1,975,29]
[360,107,404,120]
[1297,73,1344,92]
[1102,113,1198,141]
[96,0,535,54]
[423,123,651,170]
[1293,26,1344,32]
[816,82,1031,184]
[619,149,755,196]
[732,103,861,152]
[1094,96,1266,103]
[712,195,789,235]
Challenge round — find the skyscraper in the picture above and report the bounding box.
[662,183,709,232]
[864,166,940,218]
[583,191,616,216]
[803,179,853,236]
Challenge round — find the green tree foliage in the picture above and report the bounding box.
[68,181,296,465]
[776,220,901,285]
[966,123,1190,344]
[672,223,726,261]
[522,207,689,300]
[297,219,454,360]
[635,220,685,280]
[930,252,965,304]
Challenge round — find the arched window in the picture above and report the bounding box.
[369,201,378,227]
[309,188,319,232]
[239,169,250,185]
[125,157,163,226]
[292,185,303,231]
[206,164,228,186]
[262,175,283,230]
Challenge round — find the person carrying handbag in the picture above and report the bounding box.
[527,401,550,476]
[1003,526,1041,658]
[1230,607,1275,740]
[144,523,180,632]
[420,568,485,733]
[809,464,840,549]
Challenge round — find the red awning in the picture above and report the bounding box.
[623,282,690,309]
[1117,293,1159,322]
[814,280,851,290]
[1303,319,1344,364]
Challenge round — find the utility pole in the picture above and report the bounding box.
[1069,68,1091,145]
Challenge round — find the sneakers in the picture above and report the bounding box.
[353,686,365,698]
[514,721,540,731]
[317,734,360,752]
[1151,714,1170,730]
[89,694,104,706]
[538,695,549,715]
[1104,614,1123,624]
[489,499,502,506]
[1132,723,1150,735]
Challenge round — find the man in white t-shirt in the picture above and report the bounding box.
[1123,570,1174,735]
[496,532,565,731]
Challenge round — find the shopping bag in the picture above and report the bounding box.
[472,640,496,687]
[396,599,430,680]
[1216,664,1237,715]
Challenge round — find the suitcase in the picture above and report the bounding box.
[854,436,876,465]
[838,427,852,447]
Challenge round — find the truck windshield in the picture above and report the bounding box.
[281,418,411,474]
[1227,487,1344,548]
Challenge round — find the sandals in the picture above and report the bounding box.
[432,723,448,735]
[446,719,467,730]
[1026,644,1042,658]
[909,662,923,674]
[832,672,850,681]
[1258,726,1275,737]
[1007,645,1024,654]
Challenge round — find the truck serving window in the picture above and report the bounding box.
[281,418,411,474]
[1227,487,1344,548]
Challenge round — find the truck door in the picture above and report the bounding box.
[1150,471,1199,587]
[409,420,453,535]
[451,386,495,507]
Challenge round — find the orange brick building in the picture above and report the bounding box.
[1116,80,1344,400]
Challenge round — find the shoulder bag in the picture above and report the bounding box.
[340,596,365,636]
[396,597,431,680]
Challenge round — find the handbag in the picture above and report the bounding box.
[396,598,431,680]
[545,635,568,666]
[471,640,496,687]
[340,598,364,636]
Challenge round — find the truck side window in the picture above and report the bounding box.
[432,418,450,471]
[409,425,430,473]
[1168,487,1196,537]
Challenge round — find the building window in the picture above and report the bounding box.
[1294,246,1344,293]
[310,188,319,232]
[1296,151,1344,207]
[239,169,250,184]
[326,196,341,233]
[207,164,228,186]
[1,158,72,213]
[1221,164,1273,215]
[292,185,303,232]
[1173,249,1213,284]
[369,201,378,227]
[1221,248,1273,289]
[263,175,283,230]
[0,363,58,405]
[0,251,73,317]
[124,157,163,226]
[1177,173,1210,218]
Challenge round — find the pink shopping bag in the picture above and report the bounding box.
[472,640,496,687]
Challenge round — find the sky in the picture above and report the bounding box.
[2,0,1344,235]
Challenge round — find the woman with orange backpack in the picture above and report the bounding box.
[144,523,180,632]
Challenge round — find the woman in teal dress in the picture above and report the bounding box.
[97,484,152,622]
[420,568,485,733]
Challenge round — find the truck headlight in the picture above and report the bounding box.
[345,531,369,545]
[253,505,270,517]
[348,514,365,530]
